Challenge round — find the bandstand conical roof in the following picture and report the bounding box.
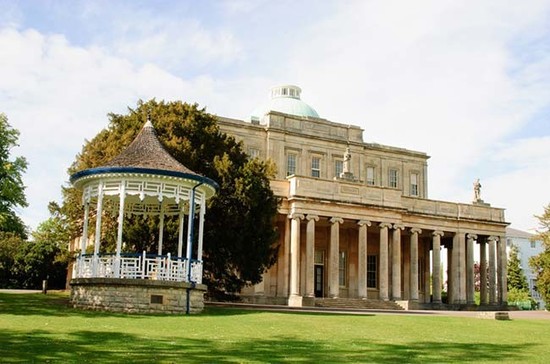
[71,121,218,198]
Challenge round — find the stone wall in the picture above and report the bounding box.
[70,278,206,314]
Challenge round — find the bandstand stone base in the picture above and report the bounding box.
[70,278,207,314]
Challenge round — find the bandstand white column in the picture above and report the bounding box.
[79,201,90,277]
[379,222,392,301]
[80,202,90,253]
[197,199,206,262]
[305,214,319,298]
[93,181,105,276]
[357,220,371,299]
[177,204,185,257]
[289,212,304,306]
[114,181,126,278]
[466,233,477,305]
[410,228,421,302]
[392,224,404,300]
[432,231,443,303]
[158,201,165,255]
[329,217,344,298]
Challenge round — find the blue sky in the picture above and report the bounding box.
[1,0,549,232]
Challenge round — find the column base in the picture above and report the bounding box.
[288,295,303,307]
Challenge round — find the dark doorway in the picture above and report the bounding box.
[314,265,324,297]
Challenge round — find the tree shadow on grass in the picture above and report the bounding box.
[0,328,537,363]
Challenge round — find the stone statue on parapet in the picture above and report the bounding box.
[473,178,481,201]
[338,146,356,182]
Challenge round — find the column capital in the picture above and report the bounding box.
[410,227,422,235]
[466,233,478,240]
[306,214,319,222]
[289,213,305,220]
[488,235,499,243]
[357,220,372,227]
[330,217,344,224]
[432,230,444,237]
[379,222,392,229]
[393,223,405,230]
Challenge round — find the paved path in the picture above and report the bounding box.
[206,301,550,320]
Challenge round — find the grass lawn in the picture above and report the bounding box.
[1,292,549,363]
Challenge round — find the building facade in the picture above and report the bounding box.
[217,85,509,309]
[506,227,544,308]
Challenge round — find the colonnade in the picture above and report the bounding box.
[285,212,508,307]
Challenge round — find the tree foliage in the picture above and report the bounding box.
[530,203,550,309]
[0,113,28,237]
[507,244,529,292]
[64,100,280,298]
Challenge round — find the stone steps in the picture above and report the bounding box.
[314,298,405,311]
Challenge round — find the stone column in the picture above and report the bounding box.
[466,233,477,305]
[488,236,498,305]
[499,235,508,305]
[392,224,404,300]
[410,228,422,301]
[451,232,466,304]
[479,237,487,305]
[379,222,392,301]
[357,220,371,299]
[305,215,319,298]
[329,217,344,298]
[432,231,443,303]
[277,218,291,297]
[289,213,304,306]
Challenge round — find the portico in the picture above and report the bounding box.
[266,177,508,309]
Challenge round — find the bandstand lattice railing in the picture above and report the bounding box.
[70,120,218,286]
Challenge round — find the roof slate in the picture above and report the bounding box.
[102,121,201,177]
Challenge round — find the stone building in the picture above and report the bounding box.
[506,227,544,308]
[217,85,509,309]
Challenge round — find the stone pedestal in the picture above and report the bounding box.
[70,278,206,314]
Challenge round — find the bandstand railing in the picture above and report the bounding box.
[74,252,203,283]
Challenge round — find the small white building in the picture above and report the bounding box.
[506,227,544,308]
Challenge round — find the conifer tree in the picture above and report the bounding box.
[530,203,550,308]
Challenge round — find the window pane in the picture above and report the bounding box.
[367,255,377,288]
[335,160,343,177]
[410,173,418,196]
[366,167,375,185]
[311,157,320,178]
[287,154,296,176]
[389,169,398,188]
[339,251,346,286]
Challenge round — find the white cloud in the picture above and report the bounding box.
[1,0,550,235]
[0,27,239,230]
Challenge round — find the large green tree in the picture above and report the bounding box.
[63,100,280,298]
[0,113,28,237]
[530,203,550,309]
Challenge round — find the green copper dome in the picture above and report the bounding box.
[251,85,319,122]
